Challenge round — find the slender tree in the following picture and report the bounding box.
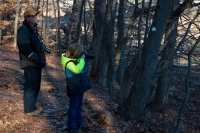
[14,0,20,49]
[0,11,2,44]
[56,0,61,54]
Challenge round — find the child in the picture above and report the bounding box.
[61,43,91,133]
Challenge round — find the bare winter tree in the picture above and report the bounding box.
[117,0,173,121]
[90,0,106,77]
[14,0,20,49]
[56,0,61,54]
[0,11,2,44]
[149,0,195,111]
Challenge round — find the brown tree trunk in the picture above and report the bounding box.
[117,0,173,121]
[0,11,2,44]
[56,0,61,55]
[44,0,49,45]
[90,0,106,77]
[14,0,20,49]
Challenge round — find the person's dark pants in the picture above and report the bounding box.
[23,66,42,113]
[67,93,84,130]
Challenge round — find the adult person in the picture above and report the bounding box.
[17,9,51,116]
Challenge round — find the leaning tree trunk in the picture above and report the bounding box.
[149,0,180,111]
[149,0,194,112]
[149,20,178,111]
[117,0,173,121]
[90,0,106,77]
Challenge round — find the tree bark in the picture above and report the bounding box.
[0,11,2,44]
[44,0,49,45]
[76,0,84,43]
[149,0,179,111]
[117,0,173,121]
[90,0,106,77]
[97,0,117,88]
[14,0,20,49]
[115,0,127,84]
[56,0,61,55]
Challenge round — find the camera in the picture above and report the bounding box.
[82,52,95,59]
[41,44,52,54]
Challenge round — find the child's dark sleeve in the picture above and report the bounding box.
[83,59,91,72]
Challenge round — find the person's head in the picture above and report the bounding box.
[24,9,40,26]
[66,43,83,59]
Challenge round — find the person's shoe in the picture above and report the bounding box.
[78,124,89,130]
[68,129,80,133]
[24,110,42,116]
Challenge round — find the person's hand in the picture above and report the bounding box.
[41,44,52,54]
[28,52,38,63]
[81,53,85,59]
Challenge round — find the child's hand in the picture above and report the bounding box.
[81,53,85,59]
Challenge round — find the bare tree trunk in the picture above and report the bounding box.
[37,0,40,11]
[72,0,78,14]
[97,0,117,88]
[149,0,179,111]
[76,0,84,43]
[117,0,173,121]
[44,0,49,45]
[83,0,88,47]
[52,0,57,53]
[56,0,61,54]
[14,0,20,49]
[115,0,127,84]
[116,0,145,101]
[90,0,106,77]
[0,11,2,44]
[41,0,44,37]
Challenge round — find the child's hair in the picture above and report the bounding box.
[66,43,83,58]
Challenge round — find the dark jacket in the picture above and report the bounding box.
[17,21,46,69]
[61,53,91,96]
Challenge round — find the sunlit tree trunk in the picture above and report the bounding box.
[117,0,173,121]
[14,0,20,49]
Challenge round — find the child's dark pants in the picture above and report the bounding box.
[67,93,84,130]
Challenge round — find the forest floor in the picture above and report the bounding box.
[0,42,200,133]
